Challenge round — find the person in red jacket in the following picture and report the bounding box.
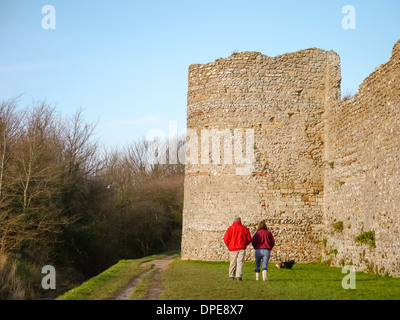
[251,220,275,281]
[223,217,251,281]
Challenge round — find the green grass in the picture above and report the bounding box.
[128,267,158,300]
[160,258,400,300]
[57,252,400,300]
[56,253,167,300]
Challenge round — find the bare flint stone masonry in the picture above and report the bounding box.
[181,39,400,277]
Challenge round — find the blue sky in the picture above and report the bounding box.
[0,0,399,148]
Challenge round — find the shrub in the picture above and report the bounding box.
[0,253,25,300]
[333,221,344,233]
[355,230,376,248]
[329,248,338,255]
[342,89,355,101]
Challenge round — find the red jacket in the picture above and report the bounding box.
[224,221,251,251]
[251,229,275,250]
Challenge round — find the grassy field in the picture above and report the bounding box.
[160,258,400,300]
[56,253,400,300]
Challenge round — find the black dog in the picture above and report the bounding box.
[276,259,295,269]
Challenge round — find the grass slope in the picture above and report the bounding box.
[56,253,167,300]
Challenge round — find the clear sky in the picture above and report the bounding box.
[0,0,399,148]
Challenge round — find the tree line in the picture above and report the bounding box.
[0,97,184,299]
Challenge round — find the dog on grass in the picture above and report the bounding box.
[276,259,295,269]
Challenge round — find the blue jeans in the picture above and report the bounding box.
[255,249,271,272]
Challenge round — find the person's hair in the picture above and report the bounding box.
[235,217,241,222]
[256,220,268,231]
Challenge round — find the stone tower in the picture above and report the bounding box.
[181,47,341,262]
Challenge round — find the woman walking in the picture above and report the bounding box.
[251,220,275,281]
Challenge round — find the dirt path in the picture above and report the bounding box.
[113,268,153,300]
[113,254,177,300]
[141,254,178,300]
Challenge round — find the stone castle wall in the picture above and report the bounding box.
[181,40,400,277]
[323,40,400,277]
[181,48,340,262]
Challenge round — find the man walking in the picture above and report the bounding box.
[223,217,251,280]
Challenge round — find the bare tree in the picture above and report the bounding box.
[60,108,100,178]
[0,97,23,202]
[13,101,62,209]
[2,101,70,256]
[0,98,24,255]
